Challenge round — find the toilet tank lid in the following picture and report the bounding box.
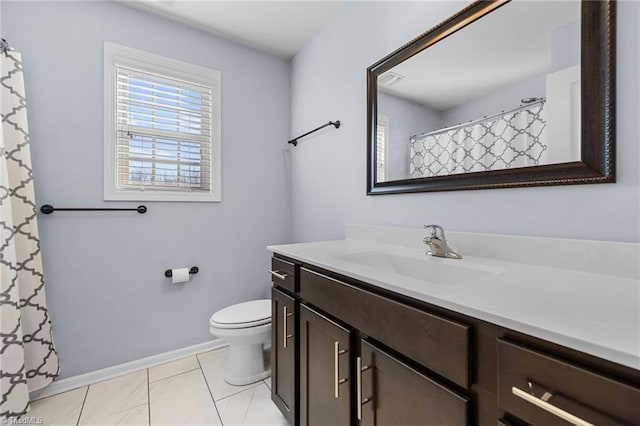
[211,299,271,325]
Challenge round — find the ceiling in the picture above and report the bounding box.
[120,0,344,58]
[380,0,581,111]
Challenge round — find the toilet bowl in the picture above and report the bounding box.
[209,299,271,385]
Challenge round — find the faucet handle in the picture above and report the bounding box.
[424,224,445,239]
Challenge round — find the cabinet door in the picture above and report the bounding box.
[300,304,351,426]
[272,287,296,424]
[358,340,469,426]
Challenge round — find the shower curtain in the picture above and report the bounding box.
[410,103,547,178]
[1,49,59,419]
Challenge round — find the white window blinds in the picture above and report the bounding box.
[376,115,389,182]
[115,65,213,191]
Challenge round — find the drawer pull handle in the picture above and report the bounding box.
[282,306,294,349]
[512,386,595,426]
[356,356,372,420]
[269,270,289,281]
[334,341,348,398]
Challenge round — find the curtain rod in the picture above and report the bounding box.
[412,98,546,140]
[0,38,14,53]
[288,120,341,146]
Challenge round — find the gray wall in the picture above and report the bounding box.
[2,1,290,378]
[377,92,442,181]
[552,19,581,72]
[290,0,639,243]
[441,75,546,127]
[441,17,580,127]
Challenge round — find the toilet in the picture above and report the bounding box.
[209,299,271,385]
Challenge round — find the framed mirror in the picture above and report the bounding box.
[367,0,615,195]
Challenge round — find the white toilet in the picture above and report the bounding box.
[209,299,271,385]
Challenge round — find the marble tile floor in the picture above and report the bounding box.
[24,347,287,426]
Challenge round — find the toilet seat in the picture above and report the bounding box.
[210,299,271,329]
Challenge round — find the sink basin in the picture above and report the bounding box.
[336,251,504,284]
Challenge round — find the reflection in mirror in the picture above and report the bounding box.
[375,1,581,183]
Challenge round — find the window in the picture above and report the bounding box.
[104,43,221,202]
[376,115,389,182]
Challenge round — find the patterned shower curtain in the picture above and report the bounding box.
[409,103,547,178]
[1,49,59,419]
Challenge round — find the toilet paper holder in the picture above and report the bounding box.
[164,267,199,278]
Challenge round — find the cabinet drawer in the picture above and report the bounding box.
[497,339,640,426]
[270,257,296,293]
[300,268,470,388]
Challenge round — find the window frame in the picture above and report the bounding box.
[103,42,221,202]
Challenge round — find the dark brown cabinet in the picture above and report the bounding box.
[497,339,640,426]
[271,257,297,293]
[359,339,469,426]
[300,267,471,389]
[271,287,296,424]
[300,304,351,426]
[270,254,640,426]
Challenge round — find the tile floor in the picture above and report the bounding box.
[25,347,287,426]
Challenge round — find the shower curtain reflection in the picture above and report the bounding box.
[409,102,548,178]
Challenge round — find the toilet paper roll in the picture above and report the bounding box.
[171,267,190,284]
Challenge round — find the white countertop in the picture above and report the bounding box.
[268,226,640,370]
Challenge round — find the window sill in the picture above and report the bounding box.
[104,189,221,203]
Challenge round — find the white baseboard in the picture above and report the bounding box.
[30,339,227,401]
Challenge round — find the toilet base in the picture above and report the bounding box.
[224,343,271,386]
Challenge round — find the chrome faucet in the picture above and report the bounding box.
[423,225,462,259]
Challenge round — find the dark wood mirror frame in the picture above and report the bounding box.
[366,0,615,195]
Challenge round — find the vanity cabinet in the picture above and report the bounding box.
[270,254,640,426]
[297,302,470,426]
[299,267,471,389]
[297,268,470,425]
